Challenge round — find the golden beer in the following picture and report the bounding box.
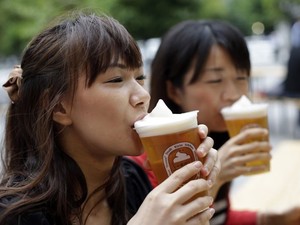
[140,128,208,200]
[134,100,208,199]
[225,116,268,139]
[221,96,270,175]
[225,115,269,174]
[140,128,202,183]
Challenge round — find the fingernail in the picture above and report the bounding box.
[198,124,205,132]
[194,161,202,168]
[197,147,205,157]
[207,180,213,187]
[202,167,209,176]
[209,197,214,205]
[209,208,215,217]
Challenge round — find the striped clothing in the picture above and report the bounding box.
[210,183,231,225]
[209,132,257,225]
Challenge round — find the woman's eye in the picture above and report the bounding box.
[236,76,248,81]
[136,75,146,81]
[205,79,222,84]
[106,77,123,83]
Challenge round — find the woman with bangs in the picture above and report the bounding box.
[0,11,220,225]
[131,20,300,225]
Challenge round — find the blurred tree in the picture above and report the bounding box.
[224,0,286,35]
[0,0,60,56]
[110,0,289,39]
[198,0,228,19]
[0,0,116,57]
[197,0,286,36]
[0,0,297,57]
[110,0,200,39]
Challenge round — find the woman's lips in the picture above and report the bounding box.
[132,113,148,128]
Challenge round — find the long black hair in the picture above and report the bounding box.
[150,20,250,113]
[0,11,142,225]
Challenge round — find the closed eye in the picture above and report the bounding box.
[205,79,222,84]
[236,76,248,81]
[105,77,123,83]
[136,75,146,86]
[136,74,146,80]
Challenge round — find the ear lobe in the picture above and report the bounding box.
[166,80,183,106]
[53,102,72,126]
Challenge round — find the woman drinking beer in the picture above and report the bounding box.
[0,12,220,225]
[130,19,300,225]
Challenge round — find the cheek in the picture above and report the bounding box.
[71,91,113,135]
[181,88,225,128]
[181,87,215,112]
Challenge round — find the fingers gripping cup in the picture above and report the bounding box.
[221,95,270,175]
[134,99,206,191]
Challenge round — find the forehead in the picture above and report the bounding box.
[204,45,234,68]
[183,46,238,85]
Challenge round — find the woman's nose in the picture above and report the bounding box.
[222,81,242,103]
[130,82,151,109]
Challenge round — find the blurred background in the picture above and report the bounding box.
[0,0,300,212]
[2,0,299,138]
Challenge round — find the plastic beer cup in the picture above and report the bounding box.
[134,99,208,199]
[221,96,270,175]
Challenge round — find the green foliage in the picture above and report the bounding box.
[223,0,286,35]
[0,0,116,57]
[0,0,297,57]
[198,0,228,19]
[110,0,200,39]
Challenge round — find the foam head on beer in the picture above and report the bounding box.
[134,99,199,137]
[220,96,270,175]
[134,99,204,185]
[221,95,268,120]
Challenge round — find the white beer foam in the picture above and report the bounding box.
[134,99,198,137]
[221,95,268,120]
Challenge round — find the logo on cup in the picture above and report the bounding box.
[163,142,199,177]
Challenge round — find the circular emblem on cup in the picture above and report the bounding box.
[163,142,199,177]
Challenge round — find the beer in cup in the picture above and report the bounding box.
[221,95,270,175]
[134,99,207,197]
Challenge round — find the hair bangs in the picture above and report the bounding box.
[67,14,143,87]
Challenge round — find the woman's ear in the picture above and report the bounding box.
[166,80,183,106]
[53,101,72,126]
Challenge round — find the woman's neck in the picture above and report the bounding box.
[71,196,111,225]
[82,192,111,225]
[78,160,114,225]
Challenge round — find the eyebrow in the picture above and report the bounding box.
[204,67,224,72]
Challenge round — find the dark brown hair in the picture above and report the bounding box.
[150,20,250,113]
[0,11,142,225]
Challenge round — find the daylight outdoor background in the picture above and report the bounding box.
[1,0,300,212]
